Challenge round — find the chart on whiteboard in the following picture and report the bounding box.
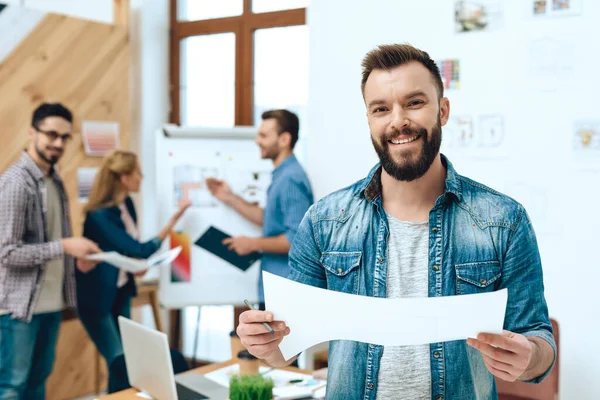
[157,131,274,306]
[173,165,219,208]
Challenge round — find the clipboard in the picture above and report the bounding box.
[194,226,261,271]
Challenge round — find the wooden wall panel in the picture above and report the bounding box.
[46,314,99,400]
[0,8,131,399]
[0,13,131,236]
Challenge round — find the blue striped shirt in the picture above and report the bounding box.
[259,154,313,301]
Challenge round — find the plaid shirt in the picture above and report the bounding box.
[0,152,76,321]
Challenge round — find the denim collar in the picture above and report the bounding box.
[359,154,463,203]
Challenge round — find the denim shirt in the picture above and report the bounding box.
[288,155,555,400]
[259,154,313,301]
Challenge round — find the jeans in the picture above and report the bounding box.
[0,311,62,400]
[78,286,132,370]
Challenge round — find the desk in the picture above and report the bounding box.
[100,359,312,399]
[132,281,163,332]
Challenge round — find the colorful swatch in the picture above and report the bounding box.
[77,167,99,202]
[170,231,192,282]
[82,121,120,156]
[436,59,460,90]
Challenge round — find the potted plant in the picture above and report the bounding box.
[229,374,274,400]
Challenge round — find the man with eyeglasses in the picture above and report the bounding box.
[0,103,102,399]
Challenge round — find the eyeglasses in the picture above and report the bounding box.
[34,127,73,143]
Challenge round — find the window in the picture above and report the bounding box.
[180,33,236,126]
[252,0,309,13]
[254,25,309,160]
[170,0,306,126]
[170,0,307,361]
[177,0,243,21]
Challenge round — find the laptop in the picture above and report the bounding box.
[118,316,229,400]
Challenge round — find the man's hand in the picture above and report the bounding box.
[133,269,148,278]
[237,310,291,367]
[62,237,101,259]
[223,236,258,256]
[205,178,233,203]
[76,259,99,273]
[171,200,192,222]
[467,330,534,382]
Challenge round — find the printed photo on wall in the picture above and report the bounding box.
[443,116,474,148]
[77,167,99,203]
[573,120,600,160]
[82,121,120,156]
[455,1,504,33]
[530,0,582,17]
[173,165,219,208]
[527,37,575,91]
[478,115,505,148]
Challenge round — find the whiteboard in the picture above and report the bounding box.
[155,125,273,308]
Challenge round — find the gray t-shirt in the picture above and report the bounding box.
[376,213,431,400]
[33,176,65,314]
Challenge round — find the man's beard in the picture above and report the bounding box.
[371,117,442,182]
[35,143,60,165]
[261,144,279,161]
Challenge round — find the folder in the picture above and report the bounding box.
[194,226,261,271]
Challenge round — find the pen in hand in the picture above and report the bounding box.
[243,299,275,335]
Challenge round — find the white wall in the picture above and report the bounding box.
[130,0,170,241]
[307,1,599,399]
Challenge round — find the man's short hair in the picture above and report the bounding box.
[261,109,300,149]
[31,103,73,128]
[360,43,444,99]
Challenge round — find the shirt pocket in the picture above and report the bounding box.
[321,251,362,295]
[455,261,501,295]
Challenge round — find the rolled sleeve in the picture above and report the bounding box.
[500,206,556,383]
[46,240,64,261]
[522,330,557,383]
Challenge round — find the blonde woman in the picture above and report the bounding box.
[76,150,190,370]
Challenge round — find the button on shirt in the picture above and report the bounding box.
[259,154,313,301]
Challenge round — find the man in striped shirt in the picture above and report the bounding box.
[206,109,314,305]
[0,103,101,399]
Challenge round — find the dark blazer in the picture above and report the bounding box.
[76,197,161,314]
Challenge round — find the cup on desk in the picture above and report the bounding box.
[230,330,246,360]
[238,350,260,376]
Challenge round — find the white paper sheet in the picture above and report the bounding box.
[86,246,182,273]
[263,272,508,361]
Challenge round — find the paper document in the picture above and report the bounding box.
[263,272,508,361]
[86,246,182,273]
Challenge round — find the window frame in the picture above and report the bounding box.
[169,0,306,126]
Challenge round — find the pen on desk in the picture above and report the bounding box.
[243,299,275,335]
[311,382,327,393]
